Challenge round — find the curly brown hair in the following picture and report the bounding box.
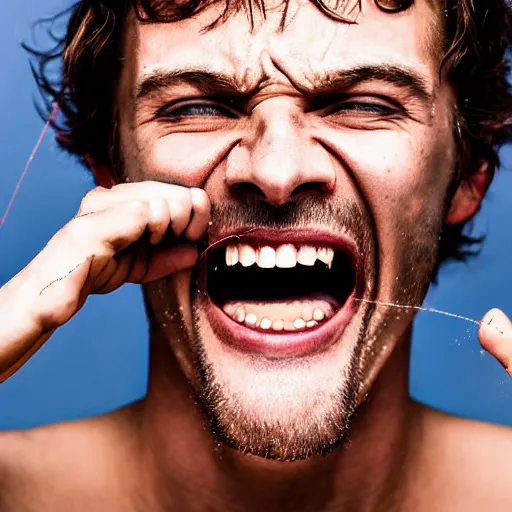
[25,0,512,276]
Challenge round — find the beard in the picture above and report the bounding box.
[191,312,372,461]
[185,198,379,461]
[142,191,443,462]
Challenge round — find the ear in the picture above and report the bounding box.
[445,162,491,225]
[84,155,117,189]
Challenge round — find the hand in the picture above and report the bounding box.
[0,181,210,382]
[479,308,512,377]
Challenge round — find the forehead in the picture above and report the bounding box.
[123,0,441,92]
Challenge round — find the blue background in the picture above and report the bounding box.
[1,0,511,430]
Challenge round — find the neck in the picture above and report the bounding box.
[136,330,421,512]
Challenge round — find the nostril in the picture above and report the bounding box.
[231,182,266,199]
[292,182,333,198]
[231,181,333,205]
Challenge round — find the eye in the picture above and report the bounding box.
[324,98,403,117]
[374,0,413,13]
[157,100,239,121]
[320,97,406,118]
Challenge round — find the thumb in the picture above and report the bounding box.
[479,308,512,377]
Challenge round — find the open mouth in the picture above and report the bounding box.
[199,229,360,357]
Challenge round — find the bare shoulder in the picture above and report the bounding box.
[422,406,512,467]
[0,401,143,511]
[411,405,512,510]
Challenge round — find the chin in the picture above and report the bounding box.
[184,227,375,461]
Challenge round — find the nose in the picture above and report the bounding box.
[225,101,336,207]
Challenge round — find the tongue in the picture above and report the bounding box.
[222,298,337,331]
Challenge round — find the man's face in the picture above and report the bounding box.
[118,0,456,460]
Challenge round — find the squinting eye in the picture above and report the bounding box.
[374,0,413,13]
[327,101,399,116]
[157,103,238,120]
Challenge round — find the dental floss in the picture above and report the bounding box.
[0,104,59,230]
[353,297,504,334]
[199,227,259,255]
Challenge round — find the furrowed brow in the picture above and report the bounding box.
[314,64,434,106]
[134,68,246,104]
[133,65,433,110]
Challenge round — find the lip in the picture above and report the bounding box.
[207,227,359,256]
[206,293,358,358]
[200,228,363,359]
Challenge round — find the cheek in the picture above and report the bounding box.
[133,130,241,186]
[320,128,453,226]
[318,126,453,295]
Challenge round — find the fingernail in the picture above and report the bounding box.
[481,309,510,336]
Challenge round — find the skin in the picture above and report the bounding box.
[0,0,512,510]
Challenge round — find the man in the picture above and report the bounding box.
[0,0,512,509]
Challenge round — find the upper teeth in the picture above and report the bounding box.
[225,244,334,269]
[238,244,256,267]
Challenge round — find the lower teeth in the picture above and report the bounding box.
[222,300,333,331]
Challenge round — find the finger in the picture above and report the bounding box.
[148,197,171,245]
[115,181,192,203]
[77,181,192,217]
[77,182,200,242]
[136,245,199,283]
[478,308,512,377]
[93,244,199,292]
[167,194,193,239]
[57,199,153,256]
[0,192,199,382]
[184,188,211,241]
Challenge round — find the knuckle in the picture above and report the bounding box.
[151,196,168,212]
[77,196,92,215]
[110,182,126,192]
[190,188,211,212]
[168,184,191,203]
[129,199,151,219]
[174,193,193,213]
[77,187,106,215]
[147,198,168,227]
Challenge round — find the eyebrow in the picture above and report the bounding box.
[135,69,246,103]
[134,63,433,107]
[317,64,433,105]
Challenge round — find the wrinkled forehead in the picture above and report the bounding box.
[121,0,442,95]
